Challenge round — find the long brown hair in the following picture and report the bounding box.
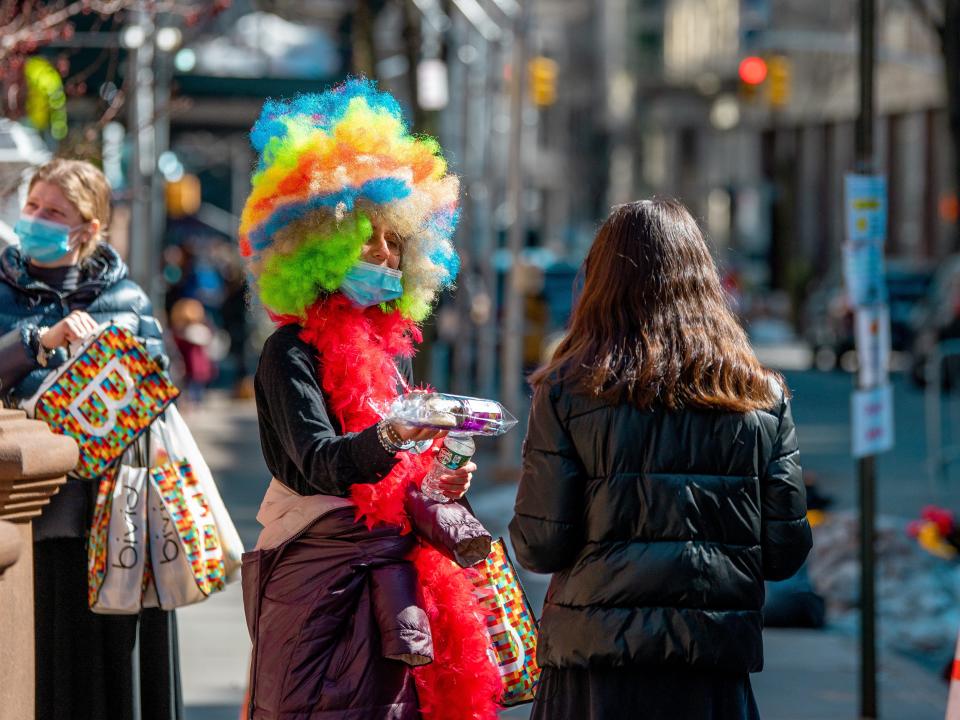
[531,198,785,413]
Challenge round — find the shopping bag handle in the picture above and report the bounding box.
[475,577,526,676]
[153,410,181,463]
[67,321,110,358]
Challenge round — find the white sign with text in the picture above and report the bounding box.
[854,305,891,388]
[852,384,894,458]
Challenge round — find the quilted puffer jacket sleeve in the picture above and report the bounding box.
[0,324,39,396]
[510,383,586,574]
[116,281,168,370]
[761,393,813,581]
[138,313,168,369]
[405,486,492,567]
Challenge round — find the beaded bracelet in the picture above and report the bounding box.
[376,420,401,453]
[376,419,414,454]
[382,420,407,448]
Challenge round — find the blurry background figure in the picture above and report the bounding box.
[217,248,254,399]
[169,297,217,408]
[162,237,253,400]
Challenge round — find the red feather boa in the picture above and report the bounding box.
[290,294,502,719]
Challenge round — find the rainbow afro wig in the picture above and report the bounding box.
[239,78,460,322]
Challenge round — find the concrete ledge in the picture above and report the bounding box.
[0,520,20,579]
[0,522,34,720]
[0,409,79,720]
[0,408,78,522]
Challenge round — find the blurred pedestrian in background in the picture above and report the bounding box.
[218,251,254,398]
[511,198,813,720]
[239,80,501,719]
[0,158,180,720]
[169,296,216,407]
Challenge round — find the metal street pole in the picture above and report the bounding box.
[448,13,473,395]
[150,28,174,314]
[127,6,154,297]
[473,28,498,401]
[856,0,877,717]
[498,0,527,467]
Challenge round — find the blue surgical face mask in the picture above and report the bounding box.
[339,260,404,308]
[14,215,86,263]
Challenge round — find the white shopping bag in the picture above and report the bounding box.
[150,405,244,579]
[87,465,151,614]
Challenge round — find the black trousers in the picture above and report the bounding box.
[530,665,762,720]
[34,538,183,720]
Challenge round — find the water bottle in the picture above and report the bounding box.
[420,434,476,503]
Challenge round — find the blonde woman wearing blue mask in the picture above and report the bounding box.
[0,158,180,720]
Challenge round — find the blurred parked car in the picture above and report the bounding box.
[909,255,960,388]
[803,275,853,371]
[804,262,934,372]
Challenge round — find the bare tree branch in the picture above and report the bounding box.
[0,1,133,61]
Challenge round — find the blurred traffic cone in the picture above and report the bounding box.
[947,629,960,719]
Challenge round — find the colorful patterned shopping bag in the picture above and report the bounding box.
[22,324,178,480]
[147,458,226,608]
[466,538,541,706]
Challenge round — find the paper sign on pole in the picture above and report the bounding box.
[843,174,888,308]
[854,305,891,388]
[844,174,887,244]
[842,242,887,307]
[852,384,894,458]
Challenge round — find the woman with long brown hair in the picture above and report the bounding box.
[510,198,812,719]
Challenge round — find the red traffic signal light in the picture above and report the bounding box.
[738,56,768,86]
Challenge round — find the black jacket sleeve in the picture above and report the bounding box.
[509,383,587,574]
[0,324,39,395]
[760,393,813,581]
[255,328,399,497]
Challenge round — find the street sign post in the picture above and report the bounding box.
[850,6,880,713]
[843,170,889,720]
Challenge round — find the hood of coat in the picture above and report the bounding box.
[0,243,128,296]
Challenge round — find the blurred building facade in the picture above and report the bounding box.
[617,0,954,312]
[4,0,957,394]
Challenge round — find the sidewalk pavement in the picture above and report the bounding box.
[179,392,950,720]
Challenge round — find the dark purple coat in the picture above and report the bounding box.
[242,482,491,719]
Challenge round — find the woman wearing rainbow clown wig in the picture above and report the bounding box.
[240,79,503,719]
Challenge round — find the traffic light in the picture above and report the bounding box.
[165,174,201,218]
[767,54,791,109]
[528,56,558,107]
[737,55,767,102]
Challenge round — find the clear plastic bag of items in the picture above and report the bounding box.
[381,393,518,437]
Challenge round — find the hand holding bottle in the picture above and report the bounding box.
[421,435,476,502]
[426,459,475,500]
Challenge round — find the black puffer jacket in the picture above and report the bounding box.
[509,380,812,674]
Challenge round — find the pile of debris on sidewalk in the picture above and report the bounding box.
[807,510,960,671]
